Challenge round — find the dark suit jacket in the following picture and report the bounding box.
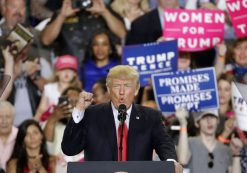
[125,9,162,45]
[61,102,177,161]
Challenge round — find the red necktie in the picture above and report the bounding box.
[117,122,128,161]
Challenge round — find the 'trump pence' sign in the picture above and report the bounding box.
[152,68,219,113]
[163,9,225,51]
[226,0,247,38]
[122,40,178,86]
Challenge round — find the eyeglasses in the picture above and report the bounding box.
[208,152,214,168]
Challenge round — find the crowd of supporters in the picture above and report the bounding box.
[0,0,247,172]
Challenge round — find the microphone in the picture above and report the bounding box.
[118,104,127,123]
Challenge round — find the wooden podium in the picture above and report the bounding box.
[67,161,175,173]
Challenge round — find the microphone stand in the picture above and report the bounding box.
[118,111,126,161]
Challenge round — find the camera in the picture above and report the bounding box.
[0,24,33,58]
[72,0,93,9]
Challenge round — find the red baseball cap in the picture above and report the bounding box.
[55,55,78,71]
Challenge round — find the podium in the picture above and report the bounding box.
[67,161,175,173]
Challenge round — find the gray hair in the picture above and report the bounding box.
[0,100,15,117]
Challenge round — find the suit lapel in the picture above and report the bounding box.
[103,102,118,160]
[128,104,142,160]
[147,9,162,40]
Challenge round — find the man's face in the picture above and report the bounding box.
[0,107,14,136]
[4,0,26,29]
[107,78,139,110]
[198,115,218,136]
[157,0,178,9]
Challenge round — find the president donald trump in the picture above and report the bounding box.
[62,65,183,172]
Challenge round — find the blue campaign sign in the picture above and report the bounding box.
[122,40,178,86]
[152,67,219,113]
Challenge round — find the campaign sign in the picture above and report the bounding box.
[226,0,247,38]
[152,67,219,113]
[163,9,225,51]
[122,40,178,86]
[232,82,247,131]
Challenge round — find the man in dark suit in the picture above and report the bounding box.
[62,65,183,172]
[125,0,179,45]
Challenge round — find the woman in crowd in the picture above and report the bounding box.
[79,30,120,92]
[111,0,150,30]
[226,37,247,83]
[7,119,56,173]
[34,55,81,121]
[43,87,82,173]
[216,73,235,143]
[215,37,247,83]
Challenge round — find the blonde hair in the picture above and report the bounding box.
[111,0,150,17]
[46,69,82,89]
[106,65,140,89]
[0,100,15,117]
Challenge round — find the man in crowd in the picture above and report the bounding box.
[41,0,126,63]
[62,65,183,172]
[176,108,242,173]
[125,0,179,45]
[0,101,18,172]
[0,0,53,126]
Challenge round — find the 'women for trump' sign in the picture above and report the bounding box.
[226,0,247,38]
[163,9,225,51]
